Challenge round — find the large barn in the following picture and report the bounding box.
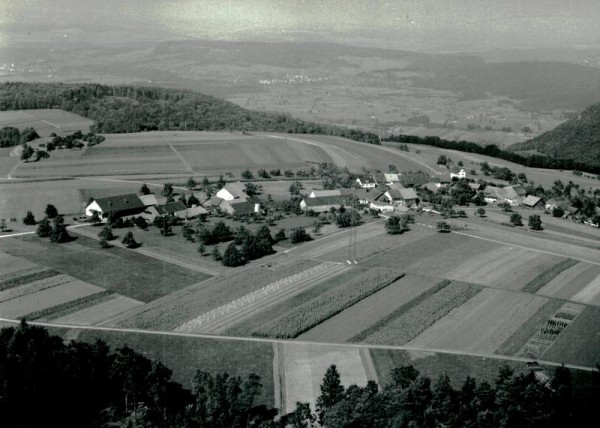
[85,193,148,220]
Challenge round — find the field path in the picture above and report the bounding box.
[168,142,194,172]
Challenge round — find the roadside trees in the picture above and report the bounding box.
[437,221,451,233]
[121,231,139,248]
[529,214,543,230]
[510,212,523,226]
[36,217,52,237]
[45,204,59,219]
[476,208,486,217]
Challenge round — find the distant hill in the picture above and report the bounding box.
[0,82,378,143]
[510,101,600,165]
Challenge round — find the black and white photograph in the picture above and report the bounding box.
[0,1,599,426]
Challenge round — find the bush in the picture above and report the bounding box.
[510,212,523,226]
[121,231,138,248]
[222,242,244,267]
[23,211,36,225]
[290,227,311,244]
[436,221,451,232]
[552,206,565,217]
[529,214,543,230]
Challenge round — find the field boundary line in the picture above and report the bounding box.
[168,143,194,173]
[0,317,596,371]
[453,230,600,266]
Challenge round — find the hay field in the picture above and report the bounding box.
[570,272,600,306]
[0,251,37,276]
[51,294,144,325]
[0,109,93,136]
[406,289,548,354]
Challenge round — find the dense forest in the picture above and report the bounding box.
[0,126,39,148]
[511,101,600,166]
[1,322,599,427]
[384,134,600,174]
[0,82,380,144]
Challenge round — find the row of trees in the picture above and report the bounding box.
[306,363,600,427]
[385,133,600,174]
[3,322,599,427]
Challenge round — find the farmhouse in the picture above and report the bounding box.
[384,188,419,207]
[384,173,401,184]
[450,166,466,179]
[356,177,376,188]
[401,171,430,188]
[216,182,249,201]
[157,201,188,216]
[85,193,147,220]
[501,185,527,206]
[300,195,349,212]
[176,205,209,220]
[521,195,544,210]
[545,198,579,217]
[433,174,452,188]
[308,189,342,198]
[342,188,382,205]
[369,200,394,212]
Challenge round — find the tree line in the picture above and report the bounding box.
[1,322,598,427]
[0,126,38,147]
[385,134,600,175]
[0,82,380,145]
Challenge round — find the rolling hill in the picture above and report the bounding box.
[511,101,600,166]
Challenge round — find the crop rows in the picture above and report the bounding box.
[349,279,452,342]
[252,268,404,339]
[522,258,579,293]
[0,274,74,303]
[22,291,113,321]
[358,282,482,346]
[0,269,59,292]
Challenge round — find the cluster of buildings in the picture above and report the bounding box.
[300,172,419,214]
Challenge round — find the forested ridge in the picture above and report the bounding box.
[1,322,599,427]
[511,101,600,166]
[384,133,600,174]
[0,82,379,143]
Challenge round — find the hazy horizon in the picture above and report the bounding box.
[1,0,599,53]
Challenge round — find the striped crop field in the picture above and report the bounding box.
[298,274,443,343]
[355,281,481,346]
[406,289,548,354]
[252,268,405,339]
[174,262,349,334]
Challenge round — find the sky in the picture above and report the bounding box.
[1,0,599,52]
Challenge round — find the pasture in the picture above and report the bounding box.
[0,235,211,302]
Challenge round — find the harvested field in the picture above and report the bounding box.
[224,266,368,336]
[280,342,370,414]
[522,258,580,293]
[0,273,73,303]
[252,268,404,338]
[406,289,548,354]
[175,263,349,334]
[0,252,37,276]
[541,306,600,367]
[75,329,275,407]
[50,294,144,325]
[570,271,600,305]
[444,246,562,290]
[537,263,600,301]
[24,290,113,320]
[299,274,443,343]
[173,137,332,172]
[358,281,481,346]
[111,259,320,330]
[12,155,188,178]
[495,299,564,357]
[0,235,210,302]
[0,278,105,319]
[361,231,472,272]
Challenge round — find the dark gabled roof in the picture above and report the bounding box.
[94,193,145,213]
[372,173,387,184]
[399,188,418,200]
[401,172,431,186]
[229,201,256,215]
[386,189,404,200]
[157,201,188,215]
[303,195,346,206]
[522,195,543,207]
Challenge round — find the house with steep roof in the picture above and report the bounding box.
[384,173,401,184]
[385,188,419,207]
[356,177,376,189]
[521,195,544,210]
[216,182,249,201]
[450,167,466,179]
[157,201,188,216]
[372,172,388,187]
[85,193,147,220]
[501,185,527,206]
